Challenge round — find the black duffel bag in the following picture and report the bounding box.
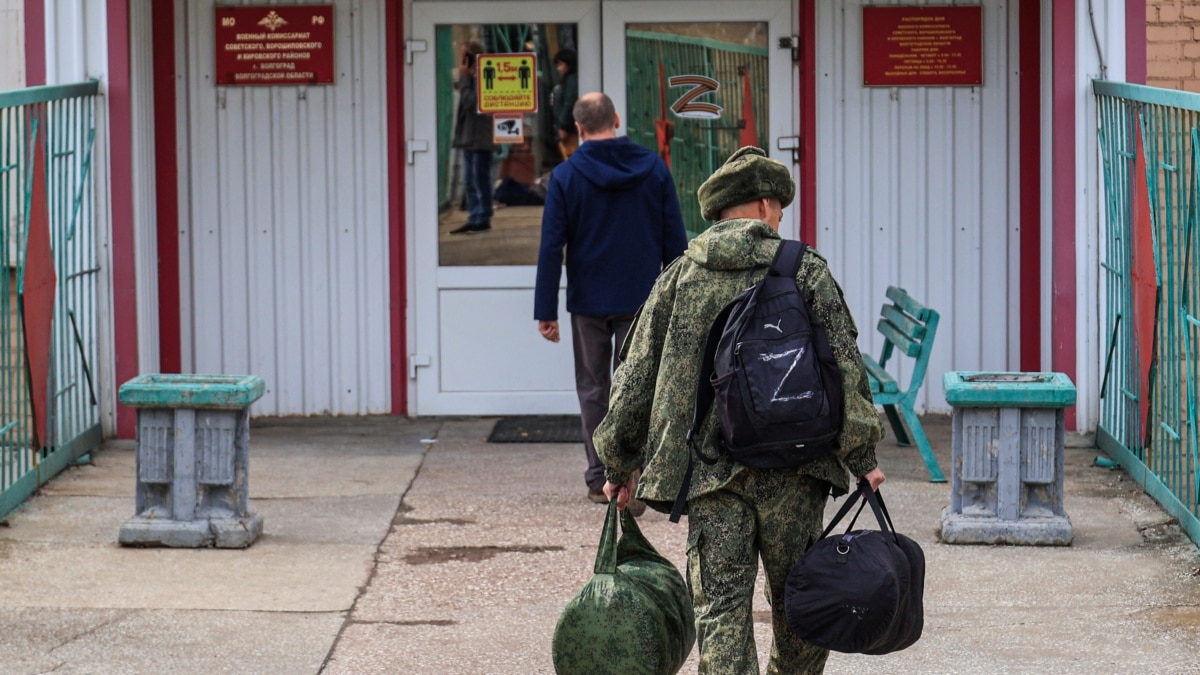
[784,480,925,654]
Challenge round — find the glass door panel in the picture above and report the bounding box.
[624,22,770,237]
[436,22,580,267]
[603,1,797,238]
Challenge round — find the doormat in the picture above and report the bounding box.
[488,415,582,443]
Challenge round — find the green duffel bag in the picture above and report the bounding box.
[552,500,695,674]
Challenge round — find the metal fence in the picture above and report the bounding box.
[1094,80,1200,547]
[0,82,102,519]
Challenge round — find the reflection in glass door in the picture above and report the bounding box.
[437,23,580,267]
[623,22,770,237]
[603,1,795,239]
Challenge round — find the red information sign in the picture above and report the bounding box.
[215,5,335,86]
[862,6,982,87]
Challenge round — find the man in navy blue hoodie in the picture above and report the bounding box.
[535,91,688,510]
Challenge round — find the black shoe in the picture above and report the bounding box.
[450,223,491,235]
[587,489,608,504]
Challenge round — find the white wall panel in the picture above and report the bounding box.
[817,0,1019,414]
[1070,0,1124,431]
[43,0,107,84]
[129,0,159,374]
[0,0,24,90]
[178,0,391,416]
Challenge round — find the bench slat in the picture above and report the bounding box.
[869,287,945,482]
[885,286,930,322]
[876,318,922,358]
[861,355,900,394]
[880,304,926,340]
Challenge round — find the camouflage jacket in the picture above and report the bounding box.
[594,218,883,512]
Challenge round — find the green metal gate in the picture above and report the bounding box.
[0,82,102,519]
[1095,80,1200,546]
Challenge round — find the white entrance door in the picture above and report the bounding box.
[410,0,795,415]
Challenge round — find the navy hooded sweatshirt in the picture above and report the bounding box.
[534,136,688,320]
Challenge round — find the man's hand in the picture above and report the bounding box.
[603,473,639,511]
[861,467,886,491]
[538,320,560,343]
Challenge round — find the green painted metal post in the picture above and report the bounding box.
[0,81,102,520]
[1094,80,1200,548]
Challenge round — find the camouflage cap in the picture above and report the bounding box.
[697,146,795,221]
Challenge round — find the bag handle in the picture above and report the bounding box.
[819,479,900,543]
[594,499,620,575]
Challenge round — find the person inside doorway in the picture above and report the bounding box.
[534,92,688,514]
[450,40,496,235]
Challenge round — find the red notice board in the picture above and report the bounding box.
[863,6,983,87]
[216,5,335,86]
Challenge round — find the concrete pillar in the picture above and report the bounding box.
[940,372,1076,546]
[117,374,265,548]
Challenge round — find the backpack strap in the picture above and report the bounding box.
[669,452,694,523]
[771,239,807,278]
[672,239,808,524]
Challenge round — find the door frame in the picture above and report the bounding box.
[409,1,602,415]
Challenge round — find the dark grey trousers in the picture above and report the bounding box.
[570,313,634,491]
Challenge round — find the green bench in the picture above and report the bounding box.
[861,286,946,482]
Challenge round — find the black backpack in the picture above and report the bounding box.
[670,240,843,522]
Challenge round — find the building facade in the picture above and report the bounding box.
[19,0,1143,438]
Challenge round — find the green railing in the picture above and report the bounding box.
[625,30,768,237]
[0,81,102,519]
[1095,80,1200,547]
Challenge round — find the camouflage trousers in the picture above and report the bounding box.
[686,470,831,674]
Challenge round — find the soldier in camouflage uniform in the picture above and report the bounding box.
[594,146,886,674]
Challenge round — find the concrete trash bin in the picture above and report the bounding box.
[117,374,265,548]
[940,371,1076,545]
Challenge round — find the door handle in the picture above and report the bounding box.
[408,139,429,165]
[777,136,801,164]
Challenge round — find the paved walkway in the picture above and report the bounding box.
[1,414,1198,674]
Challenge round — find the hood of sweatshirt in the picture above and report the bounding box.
[684,218,782,271]
[569,137,661,190]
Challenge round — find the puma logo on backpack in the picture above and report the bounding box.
[670,240,844,522]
